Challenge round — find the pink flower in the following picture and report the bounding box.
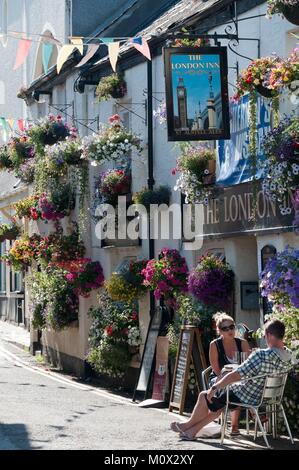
[108,114,121,124]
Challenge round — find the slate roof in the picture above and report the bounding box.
[22,0,227,95]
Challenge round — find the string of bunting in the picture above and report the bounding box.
[3,31,151,74]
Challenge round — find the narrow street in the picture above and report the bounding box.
[0,334,297,451]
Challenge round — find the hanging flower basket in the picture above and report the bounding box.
[173,143,217,204]
[261,115,299,216]
[27,115,77,147]
[132,186,171,211]
[282,3,299,24]
[141,247,189,301]
[0,223,21,242]
[96,169,131,206]
[203,159,216,185]
[267,1,299,25]
[255,84,277,98]
[96,74,127,102]
[188,254,234,309]
[81,115,141,165]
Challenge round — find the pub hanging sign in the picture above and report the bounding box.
[164,46,231,141]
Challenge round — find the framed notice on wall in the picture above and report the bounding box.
[164,46,230,141]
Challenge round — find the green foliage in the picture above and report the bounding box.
[95,74,126,102]
[132,186,171,210]
[87,339,131,378]
[0,146,13,170]
[28,268,79,331]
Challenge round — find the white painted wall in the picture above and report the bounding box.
[12,1,299,368]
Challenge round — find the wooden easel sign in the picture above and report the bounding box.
[169,326,207,415]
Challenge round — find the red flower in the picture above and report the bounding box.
[122,328,129,336]
[105,326,114,336]
[211,321,217,330]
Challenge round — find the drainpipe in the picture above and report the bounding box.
[147,59,156,317]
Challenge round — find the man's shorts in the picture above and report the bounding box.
[205,389,242,412]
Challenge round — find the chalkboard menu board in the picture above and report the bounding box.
[133,307,162,399]
[169,326,207,415]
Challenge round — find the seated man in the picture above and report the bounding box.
[170,319,293,440]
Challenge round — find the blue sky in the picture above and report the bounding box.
[171,54,221,119]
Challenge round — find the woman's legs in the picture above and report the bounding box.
[231,409,240,432]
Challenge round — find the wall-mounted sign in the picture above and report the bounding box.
[164,46,230,141]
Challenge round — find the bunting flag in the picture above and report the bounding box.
[42,42,54,74]
[7,119,15,131]
[108,41,120,72]
[57,37,83,74]
[130,36,151,61]
[18,119,24,132]
[13,38,32,70]
[76,44,99,67]
[0,118,8,142]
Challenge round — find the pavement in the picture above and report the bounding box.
[0,320,298,451]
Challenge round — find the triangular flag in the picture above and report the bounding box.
[42,42,54,74]
[56,38,83,74]
[7,118,15,131]
[76,44,99,67]
[132,37,142,46]
[0,117,8,142]
[130,37,151,61]
[108,42,120,72]
[18,119,24,132]
[70,37,84,55]
[100,38,115,44]
[13,39,32,70]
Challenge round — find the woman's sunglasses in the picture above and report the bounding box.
[221,324,236,332]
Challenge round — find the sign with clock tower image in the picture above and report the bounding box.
[164,46,230,141]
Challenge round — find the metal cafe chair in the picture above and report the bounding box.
[220,372,294,449]
[201,365,251,430]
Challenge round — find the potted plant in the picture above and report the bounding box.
[173,143,216,204]
[96,73,127,101]
[132,186,171,211]
[27,115,77,147]
[142,247,189,304]
[0,223,21,242]
[81,114,141,165]
[97,169,131,206]
[188,254,234,310]
[267,1,299,25]
[261,116,299,216]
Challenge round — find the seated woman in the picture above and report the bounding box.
[208,313,250,435]
[171,312,250,436]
